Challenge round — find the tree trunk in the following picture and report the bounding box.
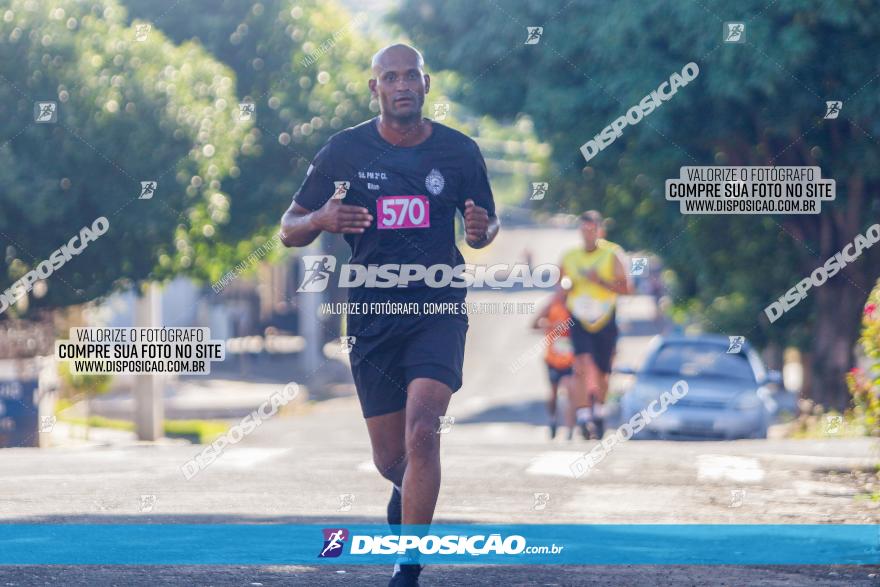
[807,279,865,411]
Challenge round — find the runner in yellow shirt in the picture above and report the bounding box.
[560,210,632,439]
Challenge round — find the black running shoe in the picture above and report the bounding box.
[388,563,422,586]
[387,485,402,532]
[579,421,590,440]
[594,418,605,440]
[549,422,558,439]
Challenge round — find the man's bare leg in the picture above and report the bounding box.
[365,408,407,485]
[401,377,452,524]
[574,353,603,438]
[572,353,598,437]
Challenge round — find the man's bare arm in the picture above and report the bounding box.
[280,199,373,248]
[605,253,633,295]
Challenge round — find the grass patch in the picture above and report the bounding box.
[57,415,228,444]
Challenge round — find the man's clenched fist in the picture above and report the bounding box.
[463,198,489,246]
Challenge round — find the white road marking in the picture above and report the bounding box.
[696,454,765,483]
[357,460,377,473]
[525,451,588,477]
[211,448,289,469]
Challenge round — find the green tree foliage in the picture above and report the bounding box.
[0,0,248,313]
[394,0,880,408]
[119,0,377,282]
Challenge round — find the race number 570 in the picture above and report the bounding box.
[376,195,430,229]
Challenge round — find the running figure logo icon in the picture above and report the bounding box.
[332,181,350,200]
[139,494,157,513]
[824,414,843,434]
[34,101,57,123]
[433,103,450,121]
[530,182,548,201]
[524,26,543,44]
[724,22,745,43]
[630,257,648,276]
[337,493,355,512]
[339,336,356,354]
[436,415,455,434]
[297,255,336,293]
[729,489,745,508]
[318,528,349,558]
[39,415,57,433]
[239,102,255,121]
[824,101,842,119]
[533,492,550,511]
[139,181,157,200]
[727,336,745,354]
[135,23,151,41]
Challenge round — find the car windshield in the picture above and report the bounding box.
[645,342,755,382]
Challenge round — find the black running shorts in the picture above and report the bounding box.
[346,289,468,419]
[569,314,618,374]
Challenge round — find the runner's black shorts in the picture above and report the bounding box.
[569,314,618,374]
[546,364,573,385]
[346,288,468,418]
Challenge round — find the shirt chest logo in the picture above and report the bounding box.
[425,168,445,196]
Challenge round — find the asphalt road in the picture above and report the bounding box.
[1,279,878,584]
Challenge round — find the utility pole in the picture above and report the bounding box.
[134,282,163,440]
[298,239,325,375]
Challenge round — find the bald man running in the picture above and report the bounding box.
[280,44,499,586]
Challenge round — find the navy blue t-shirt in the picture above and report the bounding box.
[293,118,496,290]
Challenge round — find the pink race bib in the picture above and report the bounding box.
[377,195,430,229]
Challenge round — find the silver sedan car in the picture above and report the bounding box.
[618,334,787,440]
